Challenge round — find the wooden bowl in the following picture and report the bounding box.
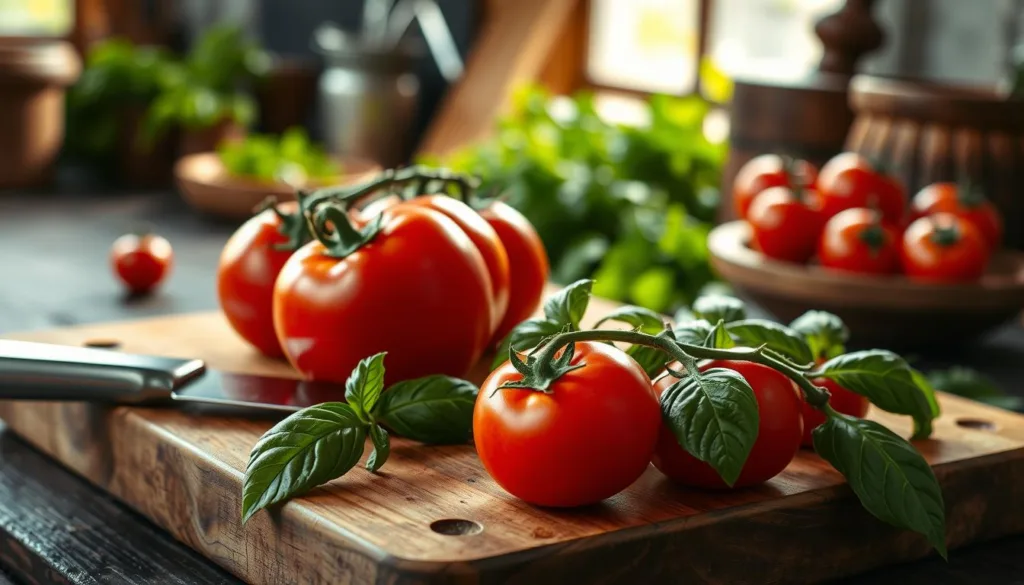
[173,152,382,221]
[707,220,1024,351]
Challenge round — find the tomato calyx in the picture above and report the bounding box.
[927,215,963,248]
[307,201,385,258]
[955,175,988,209]
[257,194,314,252]
[855,212,889,258]
[497,340,585,394]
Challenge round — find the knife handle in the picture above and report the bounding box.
[0,340,205,405]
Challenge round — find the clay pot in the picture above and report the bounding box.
[0,38,80,190]
[179,118,246,157]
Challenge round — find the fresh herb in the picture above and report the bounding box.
[218,127,339,184]
[927,366,1023,411]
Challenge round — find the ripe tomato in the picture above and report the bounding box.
[110,230,173,295]
[911,182,1003,250]
[747,186,826,263]
[651,360,803,489]
[732,154,818,219]
[817,152,906,224]
[800,377,869,447]
[217,200,303,358]
[402,195,511,334]
[900,212,990,283]
[477,201,550,346]
[817,207,901,275]
[273,201,493,386]
[474,341,661,507]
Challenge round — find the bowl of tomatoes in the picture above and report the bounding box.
[708,151,1024,350]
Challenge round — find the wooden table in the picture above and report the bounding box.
[2,187,1024,584]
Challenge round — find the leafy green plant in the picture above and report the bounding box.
[218,127,340,184]
[422,85,727,314]
[927,366,1023,411]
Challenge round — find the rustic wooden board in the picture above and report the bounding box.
[2,297,1024,585]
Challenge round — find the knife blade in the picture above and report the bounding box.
[0,339,343,415]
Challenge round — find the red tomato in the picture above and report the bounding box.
[478,201,550,346]
[817,152,906,224]
[474,341,661,507]
[110,231,173,295]
[217,200,302,358]
[817,207,901,275]
[402,195,511,334]
[273,202,494,386]
[911,182,1003,250]
[800,377,869,447]
[747,186,826,263]
[732,154,818,219]
[651,360,803,489]
[900,212,990,283]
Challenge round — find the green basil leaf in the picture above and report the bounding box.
[911,368,942,419]
[593,304,666,333]
[927,366,1003,401]
[492,318,563,369]
[726,319,814,365]
[691,294,746,324]
[366,424,390,472]
[813,414,947,558]
[816,350,934,440]
[344,352,387,418]
[376,375,478,444]
[790,310,849,361]
[627,344,670,378]
[660,368,759,486]
[242,402,367,523]
[673,319,714,347]
[543,278,593,329]
[706,321,736,349]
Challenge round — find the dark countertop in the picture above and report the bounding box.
[2,188,1024,585]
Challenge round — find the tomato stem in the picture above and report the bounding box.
[302,166,480,215]
[307,201,384,258]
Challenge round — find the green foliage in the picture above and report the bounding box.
[423,85,727,313]
[218,127,340,183]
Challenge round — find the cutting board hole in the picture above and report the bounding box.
[83,339,121,349]
[956,418,996,431]
[430,519,483,536]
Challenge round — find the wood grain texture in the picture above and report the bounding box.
[4,304,1024,584]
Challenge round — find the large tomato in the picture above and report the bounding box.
[474,341,661,507]
[910,182,1003,250]
[273,201,494,386]
[477,201,550,346]
[817,152,906,224]
[732,154,818,219]
[900,212,990,283]
[817,207,901,275]
[651,360,803,489]
[800,377,869,447]
[217,200,302,358]
[747,186,826,263]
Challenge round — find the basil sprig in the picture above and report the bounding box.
[493,279,592,369]
[242,353,477,523]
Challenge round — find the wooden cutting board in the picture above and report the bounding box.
[2,296,1024,585]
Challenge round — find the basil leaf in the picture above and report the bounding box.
[706,321,735,349]
[660,367,759,486]
[673,319,714,347]
[726,319,814,365]
[790,310,848,361]
[242,403,367,523]
[691,294,746,324]
[492,318,563,369]
[366,424,390,472]
[813,414,947,558]
[376,375,478,444]
[627,341,671,378]
[911,368,942,419]
[594,304,666,333]
[344,352,387,418]
[927,366,1003,402]
[816,350,935,440]
[543,278,593,329]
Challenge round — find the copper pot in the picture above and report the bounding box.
[0,38,80,189]
[846,74,1024,250]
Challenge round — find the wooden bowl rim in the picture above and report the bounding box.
[173,151,382,196]
[708,220,1024,311]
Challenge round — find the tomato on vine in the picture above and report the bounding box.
[110,229,173,295]
[817,152,906,224]
[474,341,661,507]
[732,154,818,219]
[900,212,990,282]
[747,185,826,263]
[817,207,901,275]
[911,181,1003,250]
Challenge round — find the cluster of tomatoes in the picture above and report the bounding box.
[216,184,550,386]
[734,152,1004,282]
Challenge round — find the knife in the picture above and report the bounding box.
[0,339,344,415]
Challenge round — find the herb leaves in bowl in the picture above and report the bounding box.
[217,127,340,186]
